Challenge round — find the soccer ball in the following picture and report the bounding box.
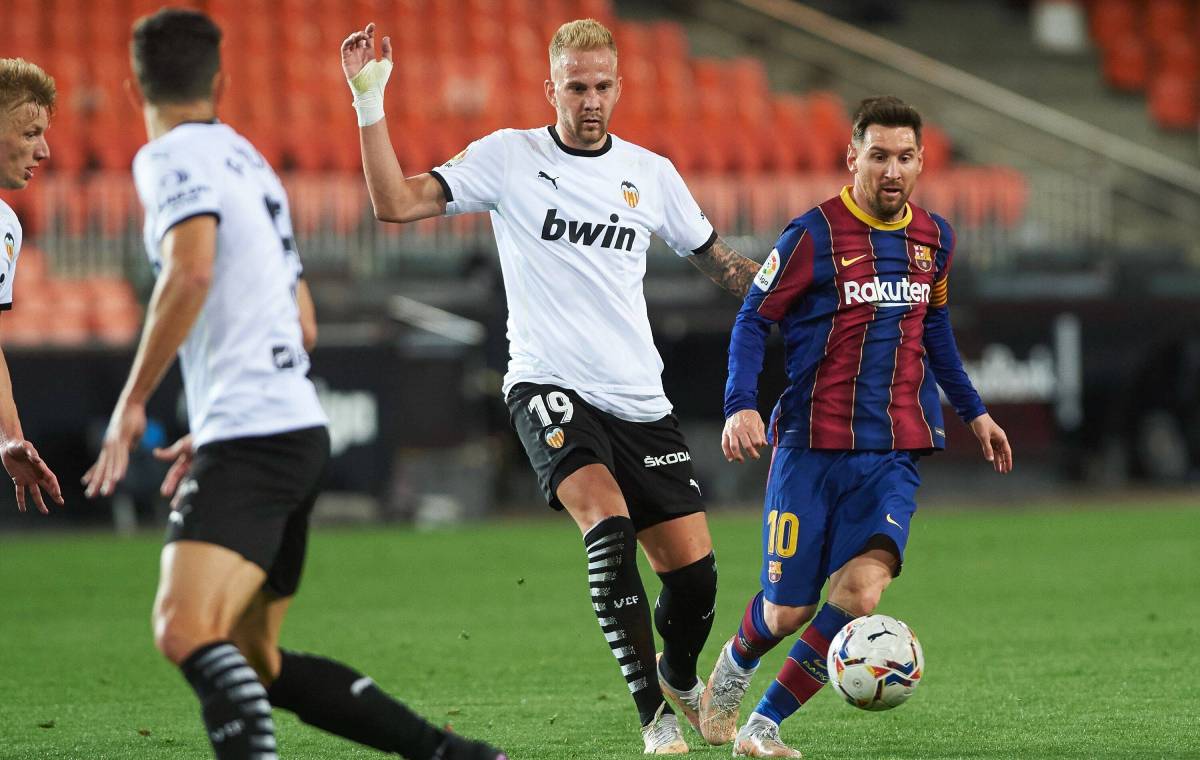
[826,614,924,711]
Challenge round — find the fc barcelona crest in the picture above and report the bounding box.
[544,426,565,449]
[911,243,933,273]
[768,560,783,583]
[621,180,639,208]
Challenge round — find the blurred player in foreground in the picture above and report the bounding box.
[83,9,504,760]
[0,58,64,514]
[341,17,761,754]
[701,96,1013,757]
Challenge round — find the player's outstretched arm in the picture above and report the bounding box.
[687,237,760,298]
[341,23,446,223]
[0,342,63,513]
[83,216,215,499]
[968,412,1013,474]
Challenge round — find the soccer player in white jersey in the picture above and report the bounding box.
[341,18,761,753]
[82,10,505,760]
[0,58,63,515]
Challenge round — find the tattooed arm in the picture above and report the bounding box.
[688,237,760,298]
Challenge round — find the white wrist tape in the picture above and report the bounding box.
[347,58,393,127]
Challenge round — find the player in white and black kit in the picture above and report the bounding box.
[0,58,64,515]
[341,18,761,753]
[82,10,505,760]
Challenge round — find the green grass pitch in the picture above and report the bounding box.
[2,498,1198,759]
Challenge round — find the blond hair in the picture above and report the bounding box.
[0,58,56,116]
[548,19,618,69]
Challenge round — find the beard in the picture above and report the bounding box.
[870,186,910,219]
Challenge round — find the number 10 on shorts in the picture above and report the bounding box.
[766,509,799,558]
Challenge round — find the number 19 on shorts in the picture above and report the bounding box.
[766,509,799,558]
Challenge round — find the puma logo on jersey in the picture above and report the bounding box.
[541,209,636,251]
[168,503,193,527]
[177,478,199,501]
[537,171,559,189]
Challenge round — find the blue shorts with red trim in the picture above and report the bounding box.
[759,447,921,607]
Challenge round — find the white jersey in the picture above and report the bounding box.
[0,200,23,311]
[132,122,326,447]
[431,127,715,422]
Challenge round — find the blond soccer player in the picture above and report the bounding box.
[341,18,762,754]
[0,58,63,514]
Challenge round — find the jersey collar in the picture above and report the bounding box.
[548,125,612,157]
[839,186,912,230]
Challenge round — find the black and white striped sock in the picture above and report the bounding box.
[267,649,450,758]
[583,516,667,727]
[180,641,277,760]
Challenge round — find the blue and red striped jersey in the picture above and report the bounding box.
[725,187,986,451]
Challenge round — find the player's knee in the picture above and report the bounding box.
[828,580,888,617]
[763,601,816,637]
[152,607,227,665]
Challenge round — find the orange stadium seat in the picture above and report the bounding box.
[1089,0,1139,48]
[1144,0,1192,46]
[804,91,852,172]
[616,21,650,62]
[770,95,812,172]
[1100,32,1148,91]
[38,280,92,346]
[920,123,952,173]
[14,244,49,286]
[576,0,616,28]
[649,21,690,65]
[86,275,144,346]
[87,174,137,237]
[1151,31,1199,76]
[1147,69,1199,129]
[992,167,1030,227]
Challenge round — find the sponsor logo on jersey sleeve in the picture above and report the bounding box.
[754,248,781,291]
[158,168,189,189]
[442,147,469,167]
[621,180,639,208]
[157,175,213,215]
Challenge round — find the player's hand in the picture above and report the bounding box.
[722,409,768,463]
[1,438,63,514]
[82,400,147,498]
[968,412,1012,474]
[153,434,194,506]
[341,22,392,83]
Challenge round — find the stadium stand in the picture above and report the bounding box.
[1088,0,1200,130]
[0,0,1030,346]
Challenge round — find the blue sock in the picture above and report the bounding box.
[729,592,780,670]
[754,603,854,725]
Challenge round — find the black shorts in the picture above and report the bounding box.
[166,425,330,597]
[507,383,705,532]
